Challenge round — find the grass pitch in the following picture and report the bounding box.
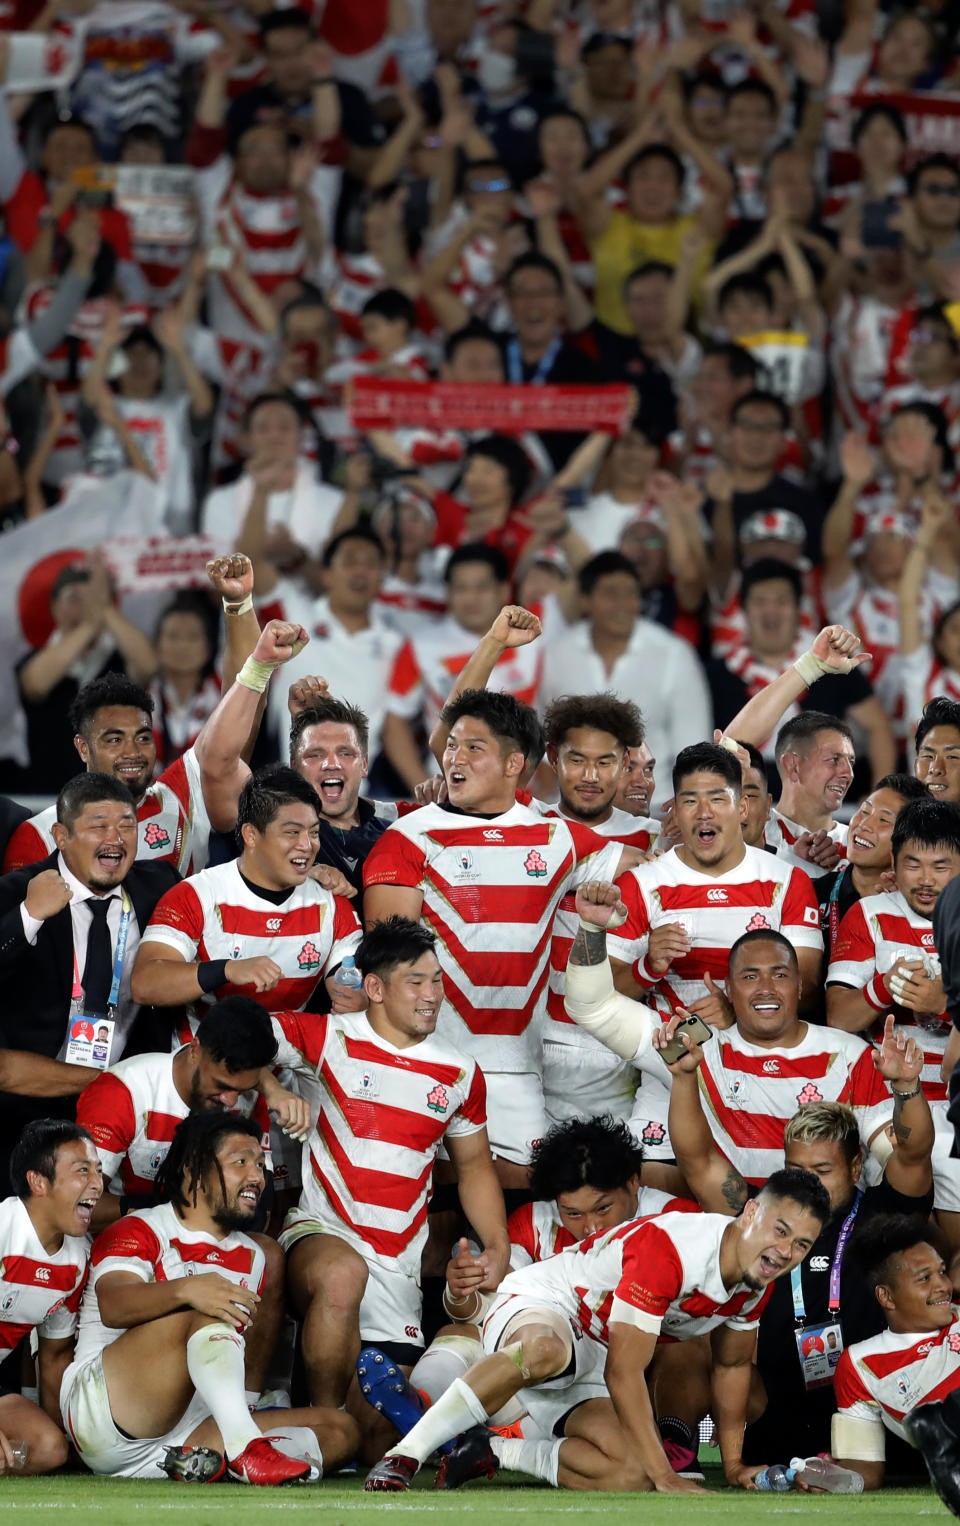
[0,1468,944,1524]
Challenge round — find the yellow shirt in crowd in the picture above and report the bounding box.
[590,210,715,334]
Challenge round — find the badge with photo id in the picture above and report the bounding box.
[795,1320,843,1389]
[65,1012,116,1070]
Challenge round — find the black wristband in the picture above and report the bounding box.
[198,959,228,993]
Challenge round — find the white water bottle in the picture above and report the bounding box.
[334,956,363,991]
[790,1456,864,1494]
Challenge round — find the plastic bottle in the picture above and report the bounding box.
[754,1463,796,1492]
[333,956,363,991]
[790,1456,865,1494]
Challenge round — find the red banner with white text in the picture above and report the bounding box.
[350,377,634,435]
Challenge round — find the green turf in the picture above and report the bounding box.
[0,1470,946,1524]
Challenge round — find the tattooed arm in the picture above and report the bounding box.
[658,1017,747,1217]
[564,884,658,1063]
[874,1014,934,1201]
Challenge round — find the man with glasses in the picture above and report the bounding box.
[709,389,824,561]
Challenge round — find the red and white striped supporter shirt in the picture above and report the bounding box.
[607,843,822,1014]
[139,858,362,1031]
[271,1007,486,1274]
[489,1211,767,1348]
[0,1195,88,1352]
[506,1189,695,1271]
[186,326,274,472]
[3,746,210,877]
[834,1308,960,1450]
[385,616,545,730]
[71,1202,265,1371]
[76,1048,272,1200]
[363,801,623,1073]
[827,890,949,1100]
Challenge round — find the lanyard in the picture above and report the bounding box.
[791,1190,862,1321]
[506,336,561,387]
[827,863,851,953]
[70,890,133,1010]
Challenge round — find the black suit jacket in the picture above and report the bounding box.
[0,853,183,1157]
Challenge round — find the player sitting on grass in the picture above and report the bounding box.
[61,1111,356,1485]
[357,1115,704,1480]
[0,1120,103,1475]
[834,1214,960,1499]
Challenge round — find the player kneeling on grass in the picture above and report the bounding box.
[0,1121,103,1475]
[833,1214,960,1503]
[358,1114,708,1483]
[60,1111,356,1485]
[363,1155,830,1495]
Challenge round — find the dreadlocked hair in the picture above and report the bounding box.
[155,1111,262,1213]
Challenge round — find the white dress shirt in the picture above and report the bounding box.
[20,853,143,1056]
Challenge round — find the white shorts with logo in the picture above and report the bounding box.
[481,1292,608,1437]
[542,1035,638,1129]
[484,1071,549,1166]
[61,1353,318,1479]
[279,1212,424,1349]
[932,1102,960,1213]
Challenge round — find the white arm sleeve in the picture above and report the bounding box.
[563,956,657,1065]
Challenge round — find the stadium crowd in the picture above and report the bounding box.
[5,0,960,1502]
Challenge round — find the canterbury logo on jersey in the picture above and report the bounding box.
[707,888,727,902]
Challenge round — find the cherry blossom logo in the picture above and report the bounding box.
[297,941,320,971]
[524,849,547,878]
[745,912,771,932]
[796,1083,823,1106]
[426,1083,449,1114]
[143,822,170,850]
[642,1121,666,1145]
[948,1327,960,1354]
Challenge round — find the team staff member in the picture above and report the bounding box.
[0,773,180,1179]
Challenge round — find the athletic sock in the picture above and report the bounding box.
[186,1323,261,1460]
[491,1435,561,1486]
[384,1377,488,1464]
[410,1336,482,1403]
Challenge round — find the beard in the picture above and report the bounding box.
[741,1270,764,1292]
[211,1197,259,1233]
[560,788,613,823]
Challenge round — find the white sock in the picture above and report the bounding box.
[491,1435,561,1486]
[186,1323,261,1460]
[385,1377,488,1465]
[244,1389,260,1409]
[409,1336,481,1403]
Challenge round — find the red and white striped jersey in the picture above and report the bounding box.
[902,648,960,735]
[385,617,545,728]
[489,1211,768,1348]
[73,1201,265,1370]
[823,569,956,745]
[827,890,949,1100]
[0,1195,88,1352]
[3,746,210,877]
[831,292,899,435]
[764,808,849,878]
[506,1189,694,1271]
[834,1308,960,1450]
[607,844,822,1014]
[324,342,431,388]
[376,562,449,638]
[139,857,362,1028]
[363,801,623,1073]
[271,1007,486,1274]
[187,326,274,472]
[652,1022,892,1186]
[320,248,388,342]
[76,1049,271,1199]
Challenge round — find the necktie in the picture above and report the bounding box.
[82,898,115,1012]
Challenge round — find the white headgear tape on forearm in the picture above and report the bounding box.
[831,1413,885,1463]
[563,957,655,1064]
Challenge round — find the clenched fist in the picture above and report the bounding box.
[24,870,73,922]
